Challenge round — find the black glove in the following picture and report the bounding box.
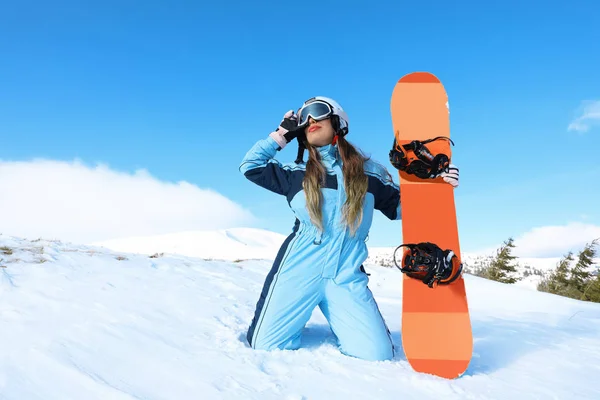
[269,110,305,149]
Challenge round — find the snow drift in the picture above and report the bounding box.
[1,231,599,399]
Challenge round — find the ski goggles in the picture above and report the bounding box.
[297,100,333,127]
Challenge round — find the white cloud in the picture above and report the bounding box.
[568,100,600,133]
[511,222,600,258]
[0,159,257,245]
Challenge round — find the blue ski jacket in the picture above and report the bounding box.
[239,135,401,361]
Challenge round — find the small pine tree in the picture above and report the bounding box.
[538,238,600,303]
[538,251,574,295]
[487,237,521,284]
[578,238,599,301]
[582,272,600,303]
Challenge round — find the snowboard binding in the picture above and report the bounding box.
[389,136,454,179]
[393,242,463,288]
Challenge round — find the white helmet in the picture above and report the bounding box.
[298,96,349,136]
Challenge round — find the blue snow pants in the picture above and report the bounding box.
[239,136,401,361]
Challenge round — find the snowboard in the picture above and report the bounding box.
[390,72,473,379]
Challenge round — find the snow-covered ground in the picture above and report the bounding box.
[2,230,600,399]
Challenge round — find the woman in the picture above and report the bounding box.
[239,96,458,361]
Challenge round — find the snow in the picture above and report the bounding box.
[92,227,287,262]
[2,230,600,399]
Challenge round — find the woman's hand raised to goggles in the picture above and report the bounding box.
[269,110,305,150]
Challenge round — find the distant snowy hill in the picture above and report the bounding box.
[93,227,287,261]
[92,228,595,291]
[1,231,600,399]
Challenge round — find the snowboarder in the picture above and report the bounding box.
[239,96,459,361]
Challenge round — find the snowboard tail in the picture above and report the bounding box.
[390,72,473,379]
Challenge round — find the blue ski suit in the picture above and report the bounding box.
[239,135,401,361]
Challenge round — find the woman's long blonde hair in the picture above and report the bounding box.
[302,131,370,237]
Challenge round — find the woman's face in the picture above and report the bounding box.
[304,117,335,147]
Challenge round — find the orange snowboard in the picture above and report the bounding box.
[390,72,473,379]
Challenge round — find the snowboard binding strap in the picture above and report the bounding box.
[393,242,462,288]
[389,136,454,179]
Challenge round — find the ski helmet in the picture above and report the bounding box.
[297,96,349,136]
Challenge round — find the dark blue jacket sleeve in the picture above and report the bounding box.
[374,181,401,220]
[239,136,291,196]
[366,161,402,221]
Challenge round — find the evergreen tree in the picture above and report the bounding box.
[583,272,600,303]
[487,237,521,284]
[578,238,599,301]
[538,251,574,296]
[537,238,600,303]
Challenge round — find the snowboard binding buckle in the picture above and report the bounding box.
[389,136,454,179]
[393,242,462,288]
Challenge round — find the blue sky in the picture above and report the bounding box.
[1,1,599,256]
